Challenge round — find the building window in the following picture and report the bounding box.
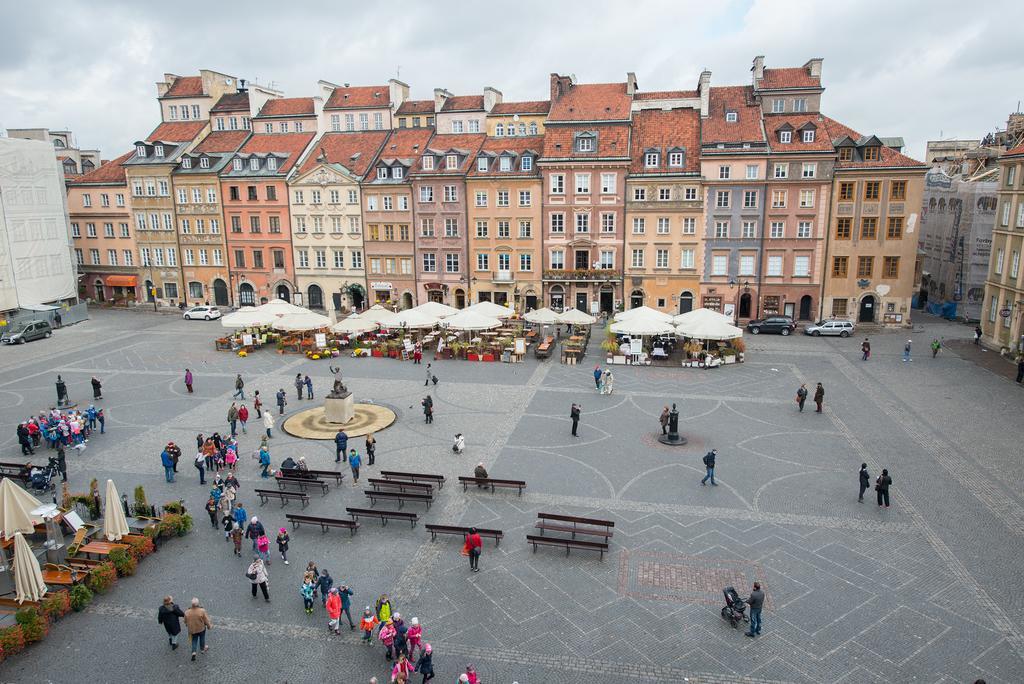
[799,189,814,208]
[743,191,757,208]
[550,213,564,233]
[420,218,434,237]
[645,152,659,167]
[832,299,848,317]
[767,255,783,276]
[519,190,532,207]
[669,151,684,167]
[716,190,730,208]
[770,221,784,239]
[739,255,755,275]
[476,157,488,172]
[779,131,792,144]
[1012,251,1021,278]
[601,173,616,194]
[771,99,784,113]
[802,130,815,143]
[832,256,848,277]
[1001,202,1011,226]
[577,136,593,152]
[838,147,853,161]
[497,156,512,172]
[445,154,458,169]
[550,174,564,194]
[475,191,488,207]
[863,146,881,161]
[348,189,358,204]
[839,182,855,201]
[519,253,532,271]
[682,217,695,234]
[631,249,644,268]
[601,213,615,233]
[793,99,807,112]
[521,155,533,171]
[794,255,810,276]
[864,181,881,200]
[772,190,787,208]
[476,253,489,271]
[657,218,670,234]
[518,220,532,238]
[857,256,874,277]
[634,187,647,201]
[452,121,464,133]
[422,253,436,272]
[773,163,787,179]
[658,187,671,201]
[801,163,816,178]
[886,217,904,239]
[550,250,564,269]
[445,218,458,237]
[497,220,510,238]
[742,221,756,238]
[575,213,590,233]
[719,165,731,180]
[882,256,900,278]
[443,185,457,202]
[798,221,811,238]
[655,249,669,269]
[575,173,591,194]
[421,156,434,171]
[680,248,694,269]
[124,250,134,266]
[599,250,613,269]
[445,253,459,273]
[725,111,737,122]
[497,190,509,207]
[712,255,727,275]
[714,221,729,238]
[861,217,877,239]
[476,220,488,238]
[890,181,907,201]
[419,186,434,203]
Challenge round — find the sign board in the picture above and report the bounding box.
[514,338,526,355]
[1000,308,1011,318]
[629,338,643,355]
[63,511,85,531]
[242,334,253,346]
[590,301,599,315]
[370,282,393,290]
[404,340,415,352]
[315,333,327,348]
[723,303,736,321]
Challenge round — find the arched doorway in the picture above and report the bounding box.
[524,290,538,312]
[144,280,155,303]
[239,283,256,306]
[630,289,644,309]
[307,284,324,310]
[739,293,752,319]
[401,292,413,310]
[799,295,813,321]
[858,295,876,323]
[454,288,466,309]
[213,279,228,306]
[276,284,290,302]
[94,279,106,303]
[549,285,564,311]
[678,291,694,314]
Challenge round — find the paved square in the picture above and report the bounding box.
[0,309,1021,683]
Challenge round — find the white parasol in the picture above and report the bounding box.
[271,311,332,332]
[675,317,743,341]
[673,307,733,326]
[614,305,673,323]
[610,312,677,336]
[392,309,440,329]
[523,307,560,325]
[441,309,502,331]
[102,479,130,542]
[409,301,459,318]
[13,532,46,604]
[556,308,598,325]
[0,478,43,538]
[466,300,516,319]
[332,315,378,335]
[357,304,400,326]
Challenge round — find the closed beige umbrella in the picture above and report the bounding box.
[13,532,46,604]
[0,478,43,539]
[103,479,130,542]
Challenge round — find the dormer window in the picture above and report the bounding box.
[477,157,488,172]
[668,151,684,167]
[645,152,659,167]
[377,167,388,180]
[249,158,259,171]
[725,111,738,123]
[181,157,192,169]
[576,135,594,153]
[267,157,278,171]
[838,147,853,161]
[154,145,165,157]
[520,155,533,171]
[802,130,815,143]
[136,145,147,158]
[422,156,434,170]
[779,131,792,144]
[499,156,512,172]
[393,167,403,180]
[863,146,880,161]
[199,157,210,169]
[445,154,458,169]
[232,158,243,171]
[495,124,504,136]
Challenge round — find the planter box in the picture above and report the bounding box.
[467,353,479,361]
[388,350,398,358]
[481,354,495,362]
[612,355,626,365]
[723,355,736,364]
[372,349,384,358]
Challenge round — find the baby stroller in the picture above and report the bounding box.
[721,586,748,628]
[29,457,59,494]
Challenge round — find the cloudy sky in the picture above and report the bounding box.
[2,0,1020,161]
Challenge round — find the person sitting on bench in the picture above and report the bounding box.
[296,457,309,472]
[473,463,488,488]
[280,457,297,471]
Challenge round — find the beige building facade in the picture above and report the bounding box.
[981,145,1024,351]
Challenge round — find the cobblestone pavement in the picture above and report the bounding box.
[0,310,1022,683]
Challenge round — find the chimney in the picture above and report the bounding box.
[483,86,503,112]
[549,73,574,102]
[626,72,638,96]
[698,70,712,118]
[804,57,823,79]
[433,88,451,113]
[752,55,765,83]
[389,78,409,111]
[237,79,248,93]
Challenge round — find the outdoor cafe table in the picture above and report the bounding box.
[78,540,130,559]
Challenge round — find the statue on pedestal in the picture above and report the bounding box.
[328,365,348,397]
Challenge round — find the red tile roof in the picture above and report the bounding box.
[396,100,435,116]
[374,128,435,163]
[68,151,133,185]
[162,76,203,98]
[468,136,544,177]
[1005,143,1024,158]
[440,95,484,112]
[634,90,699,101]
[701,86,764,145]
[146,120,208,143]
[256,97,315,118]
[821,116,926,169]
[760,67,821,90]
[542,123,630,159]
[548,82,631,122]
[413,133,486,174]
[235,132,316,173]
[193,130,250,154]
[210,92,249,113]
[629,109,700,174]
[297,131,390,177]
[763,114,834,153]
[325,85,390,110]
[490,100,551,115]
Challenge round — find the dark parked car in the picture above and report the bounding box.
[746,316,796,335]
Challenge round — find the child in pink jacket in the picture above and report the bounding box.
[406,617,423,658]
[378,619,396,660]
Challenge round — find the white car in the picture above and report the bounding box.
[804,319,855,337]
[183,306,222,321]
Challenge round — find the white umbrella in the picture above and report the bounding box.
[103,479,130,542]
[332,315,378,335]
[676,318,743,341]
[556,308,598,325]
[392,309,440,329]
[441,309,502,331]
[524,307,560,325]
[614,305,673,323]
[0,478,43,538]
[466,300,515,319]
[220,308,271,328]
[272,311,332,332]
[673,307,733,326]
[358,304,400,326]
[13,532,46,604]
[409,301,459,318]
[258,298,309,316]
[610,314,677,336]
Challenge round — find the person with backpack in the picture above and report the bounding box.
[876,469,893,508]
[247,557,270,602]
[701,449,718,486]
[300,578,315,615]
[796,384,808,412]
[232,374,245,399]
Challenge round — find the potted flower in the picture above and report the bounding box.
[371,342,384,358]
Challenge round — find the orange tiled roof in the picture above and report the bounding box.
[162,76,203,98]
[468,136,544,177]
[821,116,926,169]
[761,67,821,90]
[542,123,630,159]
[763,114,834,153]
[701,86,764,145]
[440,95,484,112]
[146,120,207,143]
[193,130,250,154]
[69,151,133,185]
[325,85,390,110]
[490,100,551,115]
[413,133,486,174]
[373,128,435,163]
[548,82,631,122]
[210,92,249,113]
[1005,143,1024,157]
[396,100,434,116]
[297,131,390,177]
[634,90,699,101]
[256,97,315,118]
[629,109,700,174]
[235,132,316,173]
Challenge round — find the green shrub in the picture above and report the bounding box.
[69,584,93,612]
[14,607,48,643]
[0,625,26,657]
[85,562,117,594]
[41,592,71,621]
[125,535,155,559]
[108,548,137,577]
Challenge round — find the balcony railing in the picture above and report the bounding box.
[542,268,621,281]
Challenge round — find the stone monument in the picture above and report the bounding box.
[324,368,354,424]
[657,402,687,446]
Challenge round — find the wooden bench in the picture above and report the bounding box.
[255,488,310,509]
[77,541,130,560]
[379,471,445,489]
[364,489,433,509]
[275,475,328,496]
[526,534,608,560]
[368,478,433,495]
[67,557,105,571]
[285,513,359,536]
[425,524,504,547]
[535,512,614,540]
[346,507,418,528]
[534,336,555,359]
[458,476,526,496]
[279,467,345,485]
[42,563,87,586]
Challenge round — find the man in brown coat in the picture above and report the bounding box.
[659,406,670,435]
[813,383,825,413]
[184,597,212,661]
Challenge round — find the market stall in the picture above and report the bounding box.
[674,308,745,367]
[609,312,677,365]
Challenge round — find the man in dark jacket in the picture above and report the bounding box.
[157,596,186,650]
[17,423,33,456]
[1017,356,1024,383]
[56,446,67,482]
[56,375,68,406]
[858,463,870,502]
[317,569,334,605]
[701,449,717,486]
[334,429,348,463]
[245,516,266,553]
[796,384,808,412]
[570,403,581,436]
[276,389,287,415]
[813,383,825,413]
[745,582,765,637]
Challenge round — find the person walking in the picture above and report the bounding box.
[974,325,982,345]
[184,598,212,662]
[230,522,243,557]
[301,578,316,615]
[379,619,397,661]
[317,569,334,606]
[232,374,245,399]
[305,375,313,400]
[570,403,581,436]
[796,384,808,412]
[593,364,603,390]
[56,446,67,482]
[263,411,274,439]
[247,557,270,601]
[422,395,433,424]
[17,423,33,456]
[157,596,185,650]
[391,654,414,682]
[406,617,423,659]
[876,468,892,508]
[253,390,262,417]
[744,582,765,637]
[161,447,175,482]
[903,339,912,362]
[237,404,249,434]
[97,408,105,434]
[258,445,271,478]
[276,388,287,415]
[861,338,871,361]
[91,376,103,400]
[335,428,349,463]
[184,368,194,393]
[348,448,362,485]
[194,452,206,485]
[601,369,614,395]
[56,375,68,407]
[361,607,379,645]
[466,527,482,573]
[295,373,304,400]
[205,495,218,527]
[659,406,670,435]
[365,433,376,466]
[338,584,355,630]
[1017,355,1024,383]
[415,643,435,682]
[245,516,267,553]
[813,383,825,413]
[276,527,290,565]
[424,363,432,387]
[53,310,62,328]
[931,338,941,358]
[326,587,342,633]
[375,594,394,627]
[858,463,871,503]
[166,441,181,473]
[701,449,717,486]
[227,403,239,437]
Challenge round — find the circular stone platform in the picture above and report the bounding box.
[282,403,396,439]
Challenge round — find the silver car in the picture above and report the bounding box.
[804,319,855,337]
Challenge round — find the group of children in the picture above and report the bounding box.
[19,406,104,454]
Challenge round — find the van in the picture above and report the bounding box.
[1,320,53,344]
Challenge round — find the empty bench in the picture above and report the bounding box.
[425,524,504,547]
[255,488,310,509]
[458,476,527,496]
[369,478,433,495]
[285,513,359,535]
[279,467,345,485]
[380,471,445,489]
[364,489,433,509]
[275,475,329,496]
[346,507,418,528]
[526,534,608,560]
[535,513,614,540]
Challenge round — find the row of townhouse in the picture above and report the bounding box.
[67,57,926,325]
